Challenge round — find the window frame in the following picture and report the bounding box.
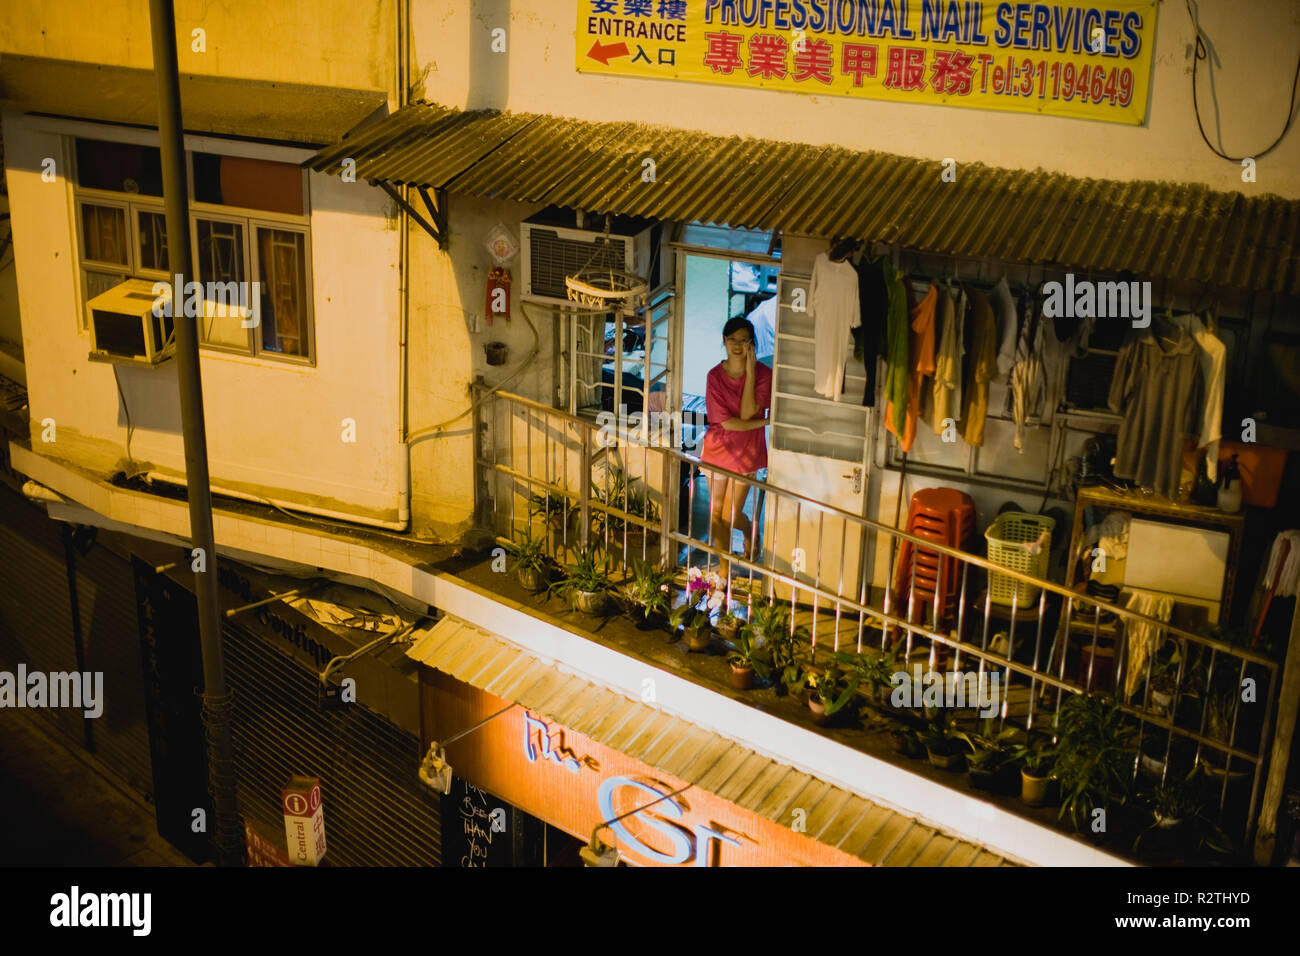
[70,136,315,366]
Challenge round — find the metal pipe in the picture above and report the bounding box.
[148,0,240,866]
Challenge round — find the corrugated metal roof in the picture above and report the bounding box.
[407,614,1014,867]
[307,101,1300,295]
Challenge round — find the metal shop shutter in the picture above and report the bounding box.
[222,620,440,866]
[0,487,83,744]
[75,543,153,798]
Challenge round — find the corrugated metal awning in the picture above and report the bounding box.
[307,101,1300,295]
[407,614,1015,867]
[0,54,388,147]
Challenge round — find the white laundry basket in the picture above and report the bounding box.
[985,512,1055,606]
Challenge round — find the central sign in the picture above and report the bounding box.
[422,667,865,867]
[576,0,1157,124]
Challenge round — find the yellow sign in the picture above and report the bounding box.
[576,1,1156,124]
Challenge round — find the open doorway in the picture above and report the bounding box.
[679,245,780,575]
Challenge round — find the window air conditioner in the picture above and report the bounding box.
[520,219,658,302]
[87,278,175,365]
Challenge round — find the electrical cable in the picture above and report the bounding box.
[1186,0,1300,162]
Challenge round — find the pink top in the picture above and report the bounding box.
[700,361,772,475]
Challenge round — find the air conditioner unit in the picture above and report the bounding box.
[520,217,659,302]
[87,278,174,365]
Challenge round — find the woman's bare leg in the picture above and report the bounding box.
[711,477,755,578]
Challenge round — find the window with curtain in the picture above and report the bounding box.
[257,228,308,358]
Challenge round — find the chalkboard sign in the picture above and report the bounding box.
[441,777,544,867]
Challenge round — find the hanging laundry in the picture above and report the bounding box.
[1107,321,1203,500]
[1169,311,1227,481]
[809,251,861,401]
[886,282,937,453]
[961,289,998,447]
[1008,296,1045,452]
[1122,589,1174,701]
[851,254,890,406]
[992,276,1019,377]
[882,262,910,437]
[932,285,965,434]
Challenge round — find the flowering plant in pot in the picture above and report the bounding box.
[669,567,726,651]
[503,527,556,593]
[620,559,676,629]
[549,548,613,615]
[805,660,862,723]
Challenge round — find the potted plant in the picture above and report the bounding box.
[620,558,676,629]
[742,598,791,651]
[956,719,1020,792]
[503,528,555,593]
[834,644,903,710]
[922,710,965,771]
[668,566,726,652]
[594,468,661,549]
[890,724,924,757]
[715,606,743,642]
[804,659,862,724]
[1013,737,1058,806]
[728,628,759,690]
[528,493,578,537]
[1132,770,1232,858]
[549,548,613,615]
[1052,693,1136,831]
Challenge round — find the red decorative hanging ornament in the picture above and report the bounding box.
[485,267,511,325]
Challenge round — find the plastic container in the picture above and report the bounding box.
[985,512,1055,606]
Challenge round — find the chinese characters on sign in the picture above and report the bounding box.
[576,1,1157,124]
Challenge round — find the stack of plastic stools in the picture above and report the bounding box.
[892,487,977,627]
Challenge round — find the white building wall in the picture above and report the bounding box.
[3,113,404,524]
[414,0,1300,198]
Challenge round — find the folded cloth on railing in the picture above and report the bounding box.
[1123,588,1173,701]
[1264,530,1300,598]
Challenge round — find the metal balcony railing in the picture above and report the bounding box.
[473,385,1282,851]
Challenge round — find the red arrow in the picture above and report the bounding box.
[587,40,629,65]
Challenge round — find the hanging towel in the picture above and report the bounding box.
[809,252,861,401]
[932,286,965,433]
[882,263,911,437]
[1170,311,1227,481]
[886,283,937,453]
[992,276,1018,376]
[1264,530,1300,599]
[1123,588,1174,701]
[961,288,997,447]
[1008,299,1045,452]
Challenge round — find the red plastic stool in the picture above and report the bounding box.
[892,487,977,626]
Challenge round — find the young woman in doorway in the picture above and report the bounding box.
[699,316,772,579]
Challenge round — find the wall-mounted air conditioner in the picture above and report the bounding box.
[520,212,660,302]
[87,278,175,365]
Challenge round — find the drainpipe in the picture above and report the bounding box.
[148,0,241,867]
[396,0,412,530]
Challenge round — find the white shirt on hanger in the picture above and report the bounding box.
[808,251,861,400]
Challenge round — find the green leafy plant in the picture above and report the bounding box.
[806,659,862,716]
[549,548,613,611]
[742,598,791,646]
[1132,769,1232,857]
[620,558,676,620]
[528,492,578,530]
[956,719,1020,772]
[593,468,661,538]
[922,709,962,757]
[1012,736,1058,777]
[503,527,554,575]
[833,644,903,702]
[1052,693,1137,831]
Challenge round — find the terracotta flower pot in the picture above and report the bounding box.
[685,626,712,653]
[1021,769,1052,806]
[808,696,827,716]
[729,662,754,690]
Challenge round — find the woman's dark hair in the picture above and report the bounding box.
[722,316,755,342]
